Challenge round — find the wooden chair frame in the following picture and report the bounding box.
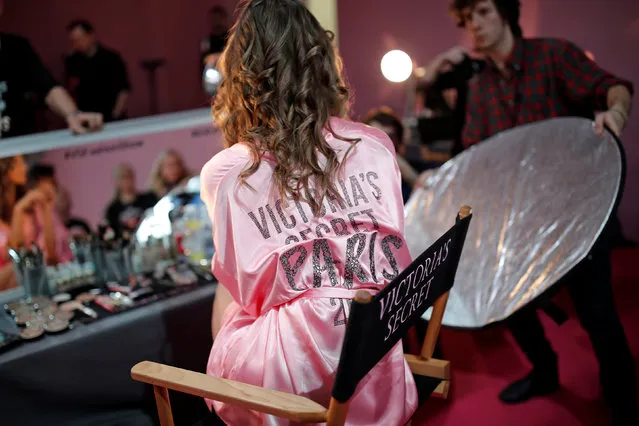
[131,206,471,426]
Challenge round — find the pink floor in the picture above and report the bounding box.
[413,248,639,426]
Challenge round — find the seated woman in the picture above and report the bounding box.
[202,1,417,425]
[105,163,158,237]
[0,156,71,290]
[147,149,191,200]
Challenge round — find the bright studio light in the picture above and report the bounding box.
[204,68,222,85]
[381,50,413,83]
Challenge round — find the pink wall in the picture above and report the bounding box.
[338,0,639,241]
[41,123,224,227]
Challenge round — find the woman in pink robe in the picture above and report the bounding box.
[0,156,72,291]
[201,1,418,424]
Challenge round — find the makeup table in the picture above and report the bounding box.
[0,282,216,426]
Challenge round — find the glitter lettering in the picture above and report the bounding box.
[280,246,307,291]
[366,172,382,201]
[276,200,296,229]
[381,235,403,280]
[330,218,350,236]
[349,175,369,206]
[312,239,338,288]
[360,209,379,230]
[265,204,282,234]
[248,208,271,239]
[344,233,367,288]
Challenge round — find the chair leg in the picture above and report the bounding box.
[326,398,350,426]
[420,292,449,360]
[153,385,175,426]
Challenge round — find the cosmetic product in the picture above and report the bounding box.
[75,293,96,303]
[54,310,74,321]
[59,301,98,319]
[15,312,37,326]
[52,293,72,303]
[44,318,69,334]
[20,326,44,341]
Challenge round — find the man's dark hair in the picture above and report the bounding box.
[362,107,404,151]
[450,0,523,39]
[67,19,94,34]
[27,164,56,188]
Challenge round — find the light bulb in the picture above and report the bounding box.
[381,50,413,83]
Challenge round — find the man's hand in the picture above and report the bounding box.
[417,46,468,85]
[66,112,104,135]
[437,46,468,71]
[594,107,628,137]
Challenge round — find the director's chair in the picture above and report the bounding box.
[131,205,472,425]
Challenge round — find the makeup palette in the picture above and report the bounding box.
[19,326,44,341]
[1,261,213,351]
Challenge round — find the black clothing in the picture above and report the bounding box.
[0,33,58,139]
[66,44,130,122]
[431,61,475,157]
[104,192,158,236]
[65,217,92,236]
[507,225,637,420]
[416,57,477,157]
[200,33,227,74]
[201,34,226,57]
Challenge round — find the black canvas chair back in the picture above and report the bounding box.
[326,206,472,423]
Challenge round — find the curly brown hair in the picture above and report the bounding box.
[213,0,359,215]
[0,156,26,223]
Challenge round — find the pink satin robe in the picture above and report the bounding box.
[200,118,418,425]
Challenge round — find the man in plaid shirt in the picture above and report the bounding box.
[424,0,637,423]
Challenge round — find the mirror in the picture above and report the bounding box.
[0,108,224,296]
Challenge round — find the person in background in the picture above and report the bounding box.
[362,107,419,202]
[0,1,103,138]
[200,5,229,68]
[105,164,158,237]
[0,157,70,292]
[65,20,131,122]
[26,164,73,263]
[56,186,92,238]
[432,0,637,423]
[148,149,191,199]
[0,155,26,290]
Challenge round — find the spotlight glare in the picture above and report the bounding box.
[381,50,413,83]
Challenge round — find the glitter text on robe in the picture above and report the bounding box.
[247,171,383,242]
[243,170,406,292]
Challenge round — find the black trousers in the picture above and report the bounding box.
[507,237,638,416]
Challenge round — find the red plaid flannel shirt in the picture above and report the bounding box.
[462,37,634,148]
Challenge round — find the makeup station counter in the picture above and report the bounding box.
[0,109,224,426]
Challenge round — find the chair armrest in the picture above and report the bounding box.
[432,380,450,399]
[131,361,328,423]
[404,355,450,380]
